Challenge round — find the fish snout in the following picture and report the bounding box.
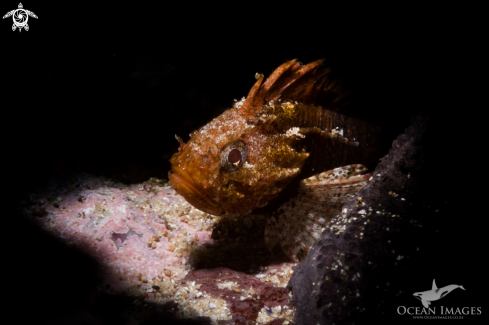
[169,171,223,216]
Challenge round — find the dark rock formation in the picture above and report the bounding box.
[288,112,458,324]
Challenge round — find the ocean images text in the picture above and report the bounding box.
[397,306,481,316]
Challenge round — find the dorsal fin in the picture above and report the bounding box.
[267,59,325,102]
[239,74,264,117]
[252,59,299,107]
[432,279,438,291]
[238,59,350,119]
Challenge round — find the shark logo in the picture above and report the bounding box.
[413,279,465,308]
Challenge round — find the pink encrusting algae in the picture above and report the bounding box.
[23,174,296,324]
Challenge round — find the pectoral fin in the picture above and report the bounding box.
[422,300,430,308]
[264,164,370,261]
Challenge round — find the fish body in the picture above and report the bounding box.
[169,59,383,260]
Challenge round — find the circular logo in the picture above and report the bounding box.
[13,9,28,27]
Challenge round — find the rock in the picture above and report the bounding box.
[288,113,454,324]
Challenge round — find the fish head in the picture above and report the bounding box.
[169,58,343,216]
[169,105,309,216]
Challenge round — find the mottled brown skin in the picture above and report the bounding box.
[169,59,383,216]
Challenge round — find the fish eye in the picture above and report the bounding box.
[220,140,247,171]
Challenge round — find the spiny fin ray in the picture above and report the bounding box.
[238,59,350,119]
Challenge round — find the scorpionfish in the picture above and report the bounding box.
[169,59,383,261]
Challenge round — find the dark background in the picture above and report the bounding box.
[1,1,482,324]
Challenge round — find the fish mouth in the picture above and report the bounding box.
[169,171,223,216]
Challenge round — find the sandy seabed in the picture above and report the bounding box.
[23,174,296,324]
